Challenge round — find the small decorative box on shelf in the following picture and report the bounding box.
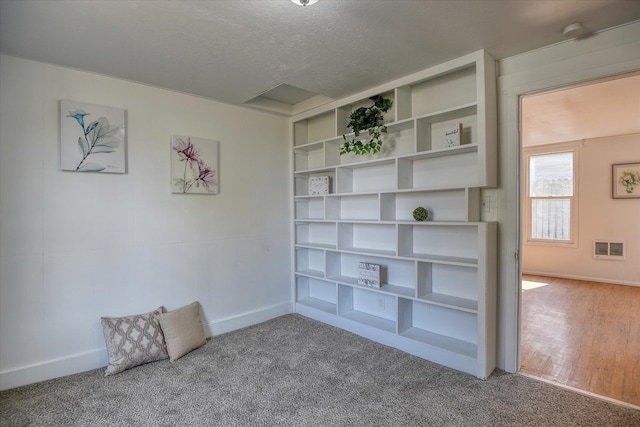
[358,262,381,288]
[444,123,463,147]
[308,176,331,195]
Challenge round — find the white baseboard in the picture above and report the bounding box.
[522,270,639,287]
[519,372,640,411]
[204,302,294,336]
[0,349,107,391]
[0,302,294,391]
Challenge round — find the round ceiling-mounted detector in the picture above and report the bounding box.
[291,0,319,6]
[563,23,584,38]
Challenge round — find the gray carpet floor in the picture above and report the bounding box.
[1,314,638,426]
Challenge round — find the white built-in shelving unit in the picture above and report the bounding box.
[290,50,497,378]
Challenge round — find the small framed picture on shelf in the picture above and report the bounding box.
[612,162,640,199]
[444,123,463,148]
[357,262,381,288]
[308,175,331,195]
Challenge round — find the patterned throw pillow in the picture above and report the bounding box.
[101,306,169,376]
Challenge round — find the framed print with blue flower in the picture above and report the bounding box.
[171,135,219,194]
[60,100,126,173]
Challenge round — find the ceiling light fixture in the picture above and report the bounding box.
[291,0,319,6]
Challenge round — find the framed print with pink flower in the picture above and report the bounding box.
[171,135,219,194]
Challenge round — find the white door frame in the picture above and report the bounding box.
[497,22,640,373]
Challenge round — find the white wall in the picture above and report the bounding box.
[523,134,640,286]
[0,55,292,389]
[496,21,640,372]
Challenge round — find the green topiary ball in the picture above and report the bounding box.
[413,207,430,221]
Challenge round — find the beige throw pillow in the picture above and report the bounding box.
[158,301,207,361]
[101,306,169,376]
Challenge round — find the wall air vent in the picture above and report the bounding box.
[593,240,625,260]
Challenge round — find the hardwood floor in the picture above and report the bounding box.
[520,275,640,406]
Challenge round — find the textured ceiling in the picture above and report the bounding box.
[1,0,639,115]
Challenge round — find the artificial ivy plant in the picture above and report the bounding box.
[340,95,393,155]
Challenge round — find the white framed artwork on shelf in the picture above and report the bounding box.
[309,176,331,195]
[358,262,381,288]
[60,100,126,173]
[444,123,463,147]
[171,135,219,194]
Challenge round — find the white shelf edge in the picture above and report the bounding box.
[294,194,325,200]
[294,166,337,175]
[295,269,325,280]
[416,293,478,313]
[395,220,480,226]
[325,192,380,198]
[396,253,478,267]
[335,156,397,170]
[295,219,491,227]
[324,117,415,145]
[339,310,396,334]
[293,141,324,152]
[399,327,477,358]
[324,248,396,262]
[386,118,416,132]
[390,186,470,194]
[399,144,478,161]
[335,220,395,225]
[331,218,382,223]
[297,297,337,315]
[327,275,415,299]
[337,247,397,257]
[294,243,337,250]
[414,102,478,124]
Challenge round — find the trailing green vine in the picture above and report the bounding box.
[340,95,393,155]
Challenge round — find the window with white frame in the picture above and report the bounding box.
[524,147,577,244]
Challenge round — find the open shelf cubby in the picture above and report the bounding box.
[336,159,397,194]
[381,187,479,222]
[294,169,336,196]
[397,223,479,265]
[397,148,480,190]
[416,262,478,312]
[295,221,336,249]
[337,222,396,256]
[296,276,337,315]
[294,141,325,171]
[295,247,325,279]
[326,193,380,221]
[294,110,335,147]
[398,298,477,358]
[338,285,397,333]
[294,197,324,220]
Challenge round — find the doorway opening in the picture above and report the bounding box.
[518,74,640,406]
